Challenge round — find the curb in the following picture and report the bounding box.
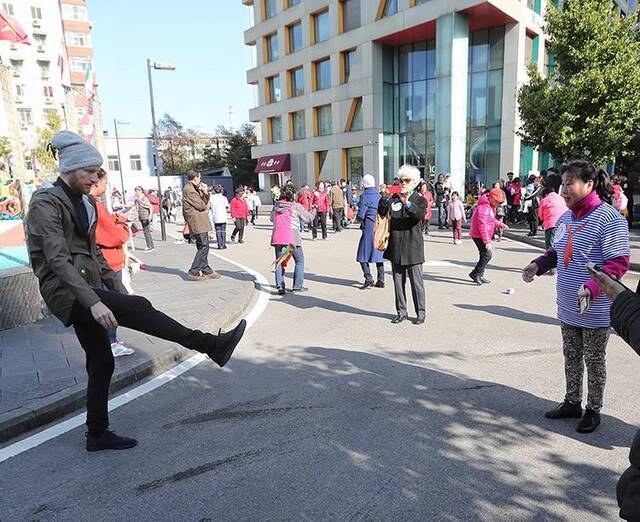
[0,259,257,445]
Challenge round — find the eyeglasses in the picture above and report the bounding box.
[399,178,412,184]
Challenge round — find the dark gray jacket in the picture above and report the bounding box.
[26,186,124,326]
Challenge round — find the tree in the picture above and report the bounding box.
[156,113,192,175]
[517,0,640,165]
[34,112,62,171]
[218,124,258,188]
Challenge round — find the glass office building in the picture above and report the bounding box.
[243,0,635,194]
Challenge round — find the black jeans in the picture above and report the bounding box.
[190,232,212,275]
[471,238,492,278]
[232,219,246,241]
[528,208,539,235]
[312,211,327,239]
[70,289,214,435]
[251,209,258,224]
[140,219,154,249]
[332,208,344,232]
[214,223,226,249]
[437,202,448,227]
[361,262,384,284]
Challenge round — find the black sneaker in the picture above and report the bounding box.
[479,277,491,284]
[469,272,482,285]
[545,401,583,419]
[576,408,601,433]
[391,315,407,324]
[86,430,137,452]
[291,287,308,293]
[414,315,426,325]
[374,281,385,288]
[277,287,286,295]
[360,281,374,290]
[209,320,247,368]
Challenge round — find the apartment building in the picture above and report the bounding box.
[242,0,636,195]
[0,0,102,179]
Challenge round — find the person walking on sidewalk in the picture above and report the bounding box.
[248,188,261,225]
[90,169,135,358]
[330,180,345,233]
[538,174,567,275]
[356,174,385,290]
[26,131,246,452]
[271,185,316,295]
[524,174,543,237]
[435,174,450,229]
[420,182,434,235]
[447,191,466,245]
[133,186,154,251]
[208,185,229,250]
[468,192,506,285]
[183,172,219,281]
[378,165,427,325]
[522,160,629,434]
[312,181,329,240]
[230,188,250,243]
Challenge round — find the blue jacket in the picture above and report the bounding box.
[356,188,384,264]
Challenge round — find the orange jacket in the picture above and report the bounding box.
[95,200,130,272]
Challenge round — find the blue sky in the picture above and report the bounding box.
[89,0,255,137]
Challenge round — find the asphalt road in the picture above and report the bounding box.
[1,222,639,521]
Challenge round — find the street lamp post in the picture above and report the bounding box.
[146,58,176,241]
[113,118,129,199]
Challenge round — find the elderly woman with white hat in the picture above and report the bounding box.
[356,174,385,289]
[378,165,427,324]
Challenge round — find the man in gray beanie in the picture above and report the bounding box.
[26,131,246,452]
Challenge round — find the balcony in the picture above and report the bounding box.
[36,44,47,55]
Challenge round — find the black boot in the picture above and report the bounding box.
[469,272,482,285]
[576,408,601,433]
[207,320,247,367]
[86,430,137,452]
[359,280,374,290]
[545,401,583,419]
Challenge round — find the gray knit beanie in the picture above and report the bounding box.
[50,130,103,173]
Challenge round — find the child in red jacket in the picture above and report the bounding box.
[230,188,250,243]
[468,193,506,285]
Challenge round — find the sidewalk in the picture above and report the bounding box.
[0,227,256,443]
[502,223,640,271]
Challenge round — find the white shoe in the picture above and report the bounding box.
[111,342,135,357]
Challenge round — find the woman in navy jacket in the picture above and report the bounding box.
[356,174,385,289]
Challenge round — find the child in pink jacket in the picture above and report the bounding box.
[447,191,466,244]
[468,193,506,285]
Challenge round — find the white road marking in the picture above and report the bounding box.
[0,252,271,464]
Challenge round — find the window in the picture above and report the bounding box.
[287,0,301,6]
[376,0,397,18]
[10,59,22,71]
[344,147,363,188]
[130,154,142,171]
[466,27,505,190]
[65,32,90,47]
[265,33,279,62]
[33,34,46,44]
[107,155,120,171]
[43,108,57,119]
[311,9,330,44]
[315,104,332,136]
[289,66,304,97]
[287,21,302,54]
[263,0,276,19]
[315,150,328,181]
[527,0,542,15]
[414,0,430,4]
[18,108,32,124]
[525,33,539,65]
[61,4,88,21]
[268,116,282,143]
[290,110,305,140]
[345,98,363,132]
[340,0,361,32]
[38,60,50,73]
[15,84,24,97]
[266,75,281,103]
[70,58,91,73]
[42,85,53,97]
[31,6,42,20]
[2,3,14,16]
[76,107,86,120]
[341,48,356,83]
[314,57,331,90]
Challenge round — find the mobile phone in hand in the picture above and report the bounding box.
[586,262,633,292]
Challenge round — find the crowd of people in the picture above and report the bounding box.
[20,129,640,520]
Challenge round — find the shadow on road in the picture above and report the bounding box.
[455,303,559,326]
